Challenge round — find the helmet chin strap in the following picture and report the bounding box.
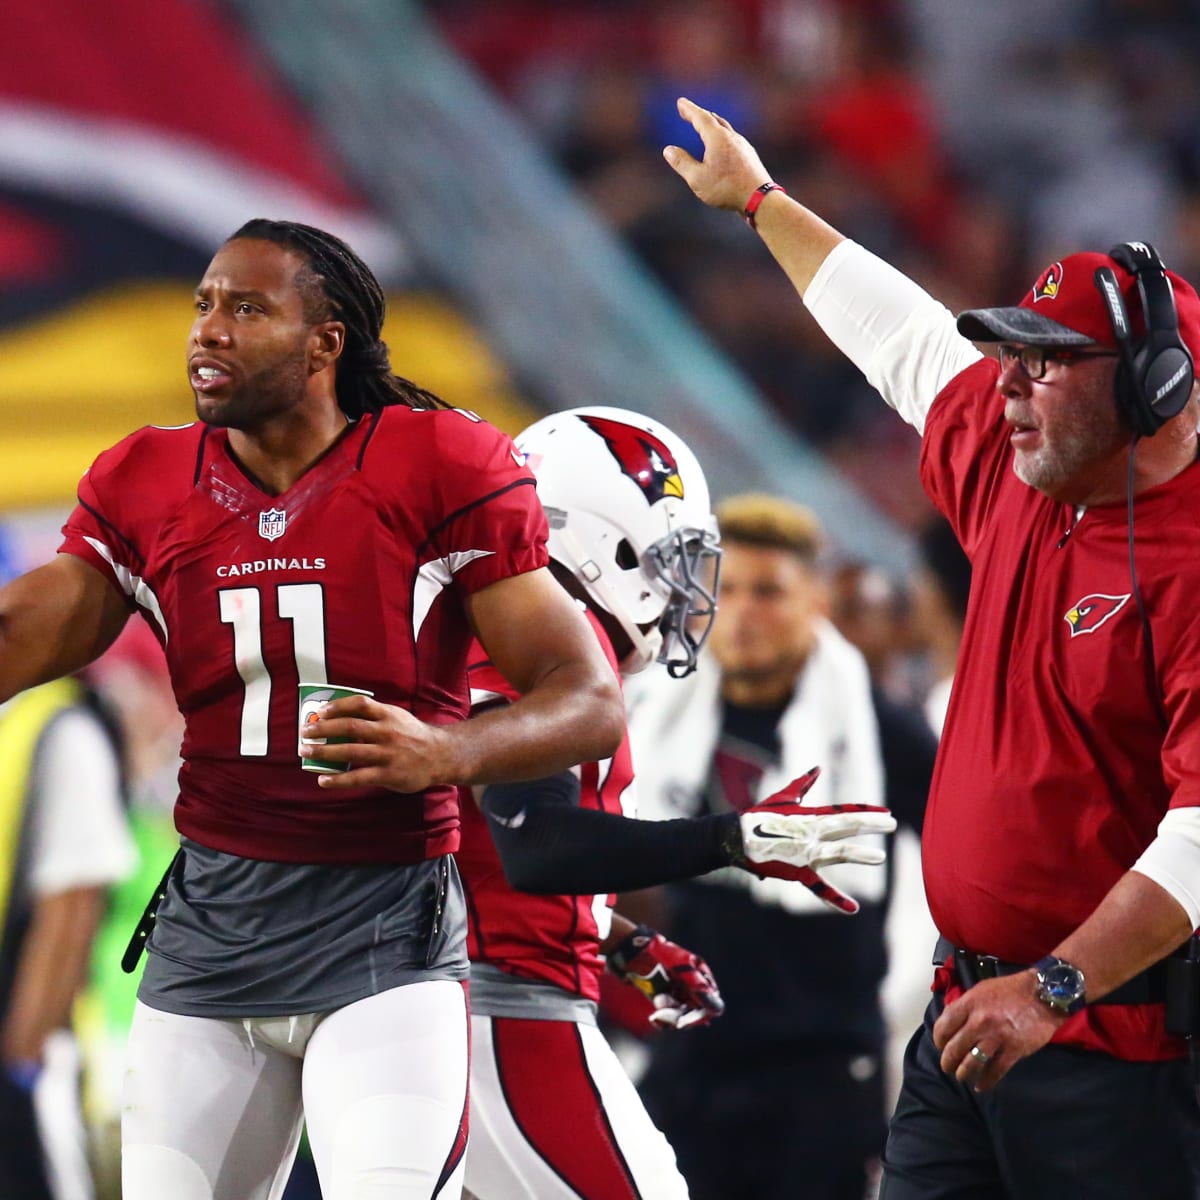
[618,626,663,676]
[551,527,664,677]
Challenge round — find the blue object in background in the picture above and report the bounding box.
[643,83,757,161]
[0,525,22,587]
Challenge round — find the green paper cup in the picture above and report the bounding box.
[298,682,374,773]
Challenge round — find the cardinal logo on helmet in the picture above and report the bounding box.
[1032,262,1064,304]
[1063,592,1130,637]
[578,414,684,504]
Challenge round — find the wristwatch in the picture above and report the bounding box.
[1033,955,1087,1015]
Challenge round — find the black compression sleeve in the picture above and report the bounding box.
[480,777,742,894]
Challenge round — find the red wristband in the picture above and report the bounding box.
[743,182,786,230]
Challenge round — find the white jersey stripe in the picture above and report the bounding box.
[413,549,494,641]
[81,535,168,640]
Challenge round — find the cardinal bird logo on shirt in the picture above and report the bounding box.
[1032,262,1064,303]
[578,415,684,504]
[1063,592,1130,637]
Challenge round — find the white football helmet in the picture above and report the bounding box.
[516,406,721,677]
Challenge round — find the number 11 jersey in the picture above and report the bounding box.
[59,406,548,866]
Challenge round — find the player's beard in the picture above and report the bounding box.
[195,348,310,431]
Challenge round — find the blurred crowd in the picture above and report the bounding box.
[427,0,1200,529]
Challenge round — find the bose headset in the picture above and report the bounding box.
[1093,241,1195,437]
[1094,245,1200,1066]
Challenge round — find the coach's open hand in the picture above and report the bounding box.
[662,97,772,211]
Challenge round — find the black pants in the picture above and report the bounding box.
[639,1044,886,1200]
[881,994,1200,1200]
[0,1072,53,1200]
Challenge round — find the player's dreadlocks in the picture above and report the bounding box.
[230,219,452,418]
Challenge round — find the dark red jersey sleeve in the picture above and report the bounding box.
[59,424,202,616]
[425,409,548,595]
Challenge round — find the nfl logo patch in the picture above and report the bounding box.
[258,507,287,542]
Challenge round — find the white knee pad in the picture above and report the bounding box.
[324,1094,466,1199]
[123,1145,213,1200]
[323,1093,464,1199]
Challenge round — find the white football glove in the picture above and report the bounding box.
[734,767,897,914]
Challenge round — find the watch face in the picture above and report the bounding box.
[1037,961,1086,1012]
[1042,964,1083,1001]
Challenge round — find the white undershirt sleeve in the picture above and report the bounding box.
[1131,807,1200,929]
[803,240,984,434]
[27,707,136,895]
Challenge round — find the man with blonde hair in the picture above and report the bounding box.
[626,491,893,1200]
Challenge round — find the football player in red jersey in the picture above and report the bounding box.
[0,220,625,1200]
[450,407,897,1199]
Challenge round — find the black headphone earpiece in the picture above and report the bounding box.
[1094,242,1194,436]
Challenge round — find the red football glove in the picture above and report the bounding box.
[606,925,725,1030]
[734,766,897,915]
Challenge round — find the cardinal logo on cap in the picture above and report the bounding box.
[1032,263,1064,304]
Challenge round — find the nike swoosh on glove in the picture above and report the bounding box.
[733,766,897,915]
[606,925,725,1030]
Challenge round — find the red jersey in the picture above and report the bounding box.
[59,407,547,865]
[921,357,1200,1059]
[457,613,632,1002]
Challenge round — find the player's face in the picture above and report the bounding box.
[708,542,823,699]
[1000,349,1128,503]
[188,238,319,431]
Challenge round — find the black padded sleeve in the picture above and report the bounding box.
[480,774,742,895]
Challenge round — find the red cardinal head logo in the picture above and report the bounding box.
[1063,593,1130,637]
[578,414,684,504]
[1031,262,1064,303]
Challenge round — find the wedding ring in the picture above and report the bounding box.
[969,1045,991,1066]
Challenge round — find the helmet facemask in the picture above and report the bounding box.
[645,525,721,678]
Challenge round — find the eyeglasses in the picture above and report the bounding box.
[997,344,1120,381]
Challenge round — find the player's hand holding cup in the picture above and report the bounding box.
[298,682,375,773]
[299,684,458,793]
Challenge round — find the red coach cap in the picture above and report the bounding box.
[956,250,1200,358]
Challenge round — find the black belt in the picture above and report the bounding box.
[121,849,180,974]
[934,937,1168,1006]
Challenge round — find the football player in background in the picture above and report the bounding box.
[0,220,625,1200]
[454,407,897,1199]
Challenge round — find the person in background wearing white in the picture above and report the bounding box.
[0,529,135,1200]
[625,494,894,1200]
